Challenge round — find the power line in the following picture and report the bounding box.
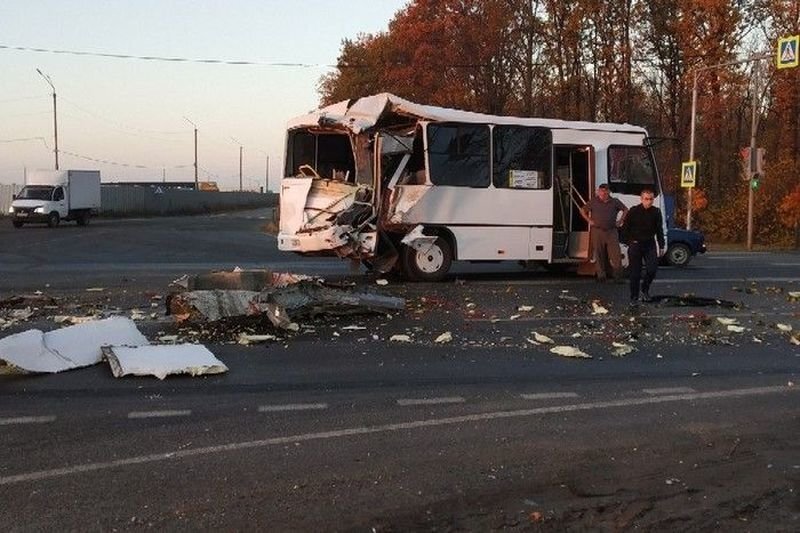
[0,43,334,68]
[0,137,50,149]
[61,148,190,170]
[59,96,185,137]
[0,94,50,104]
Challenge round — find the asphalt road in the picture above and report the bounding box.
[1,210,799,531]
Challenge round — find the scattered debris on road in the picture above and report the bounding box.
[167,269,405,332]
[550,345,591,359]
[434,331,453,344]
[0,317,148,373]
[103,344,227,380]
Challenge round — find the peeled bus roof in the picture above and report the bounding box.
[287,93,648,135]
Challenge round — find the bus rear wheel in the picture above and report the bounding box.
[400,235,453,282]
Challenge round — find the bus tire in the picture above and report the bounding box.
[400,235,453,282]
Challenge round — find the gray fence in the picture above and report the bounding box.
[100,186,277,216]
[0,184,276,217]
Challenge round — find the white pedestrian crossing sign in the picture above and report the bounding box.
[681,161,696,188]
[777,35,799,69]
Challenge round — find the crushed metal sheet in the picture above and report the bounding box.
[777,323,793,332]
[532,332,555,344]
[0,317,149,374]
[238,333,277,345]
[54,315,100,325]
[611,342,635,357]
[102,344,228,380]
[716,317,738,326]
[591,302,609,315]
[434,331,452,344]
[727,325,746,333]
[168,281,404,325]
[390,334,412,342]
[517,305,534,312]
[550,345,591,359]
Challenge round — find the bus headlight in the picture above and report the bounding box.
[7,206,13,214]
[34,207,45,213]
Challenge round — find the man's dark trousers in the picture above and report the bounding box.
[628,240,658,300]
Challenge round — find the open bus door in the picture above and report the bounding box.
[552,145,594,261]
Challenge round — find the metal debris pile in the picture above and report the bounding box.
[166,268,405,334]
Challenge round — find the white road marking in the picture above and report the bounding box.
[0,385,794,486]
[470,310,795,323]
[520,392,580,400]
[127,410,191,419]
[397,397,465,406]
[258,403,328,412]
[642,387,696,395]
[0,416,56,426]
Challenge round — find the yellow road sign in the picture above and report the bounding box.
[777,35,799,69]
[681,161,697,188]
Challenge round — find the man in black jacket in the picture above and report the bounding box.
[624,188,666,303]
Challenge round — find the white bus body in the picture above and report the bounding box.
[278,93,666,280]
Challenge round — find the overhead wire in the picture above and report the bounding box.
[60,149,190,170]
[0,43,334,68]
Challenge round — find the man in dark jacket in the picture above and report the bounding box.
[624,188,665,303]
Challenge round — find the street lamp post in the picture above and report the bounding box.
[184,117,198,190]
[231,137,243,192]
[36,68,58,170]
[685,53,769,235]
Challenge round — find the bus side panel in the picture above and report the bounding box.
[450,227,551,261]
[394,187,553,226]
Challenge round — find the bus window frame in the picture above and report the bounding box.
[606,144,660,196]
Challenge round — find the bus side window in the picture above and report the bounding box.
[493,126,552,189]
[427,124,490,187]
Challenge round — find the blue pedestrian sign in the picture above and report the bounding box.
[777,35,799,69]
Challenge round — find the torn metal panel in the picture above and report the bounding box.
[169,290,262,323]
[278,177,376,256]
[279,177,313,235]
[400,225,437,254]
[168,282,405,325]
[387,185,430,225]
[0,317,150,373]
[268,282,405,316]
[103,344,228,380]
[286,93,648,136]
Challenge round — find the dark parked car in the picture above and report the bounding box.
[663,227,706,267]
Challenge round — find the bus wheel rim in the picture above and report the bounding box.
[416,246,444,273]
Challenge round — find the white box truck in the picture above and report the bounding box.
[9,170,101,228]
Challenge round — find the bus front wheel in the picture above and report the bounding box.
[400,236,453,282]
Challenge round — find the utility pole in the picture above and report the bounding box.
[265,155,269,193]
[746,61,762,251]
[184,117,198,189]
[36,68,58,170]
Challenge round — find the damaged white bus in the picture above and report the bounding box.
[278,93,665,281]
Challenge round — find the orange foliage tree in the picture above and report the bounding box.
[319,0,800,246]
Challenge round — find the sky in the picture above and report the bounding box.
[0,0,408,191]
